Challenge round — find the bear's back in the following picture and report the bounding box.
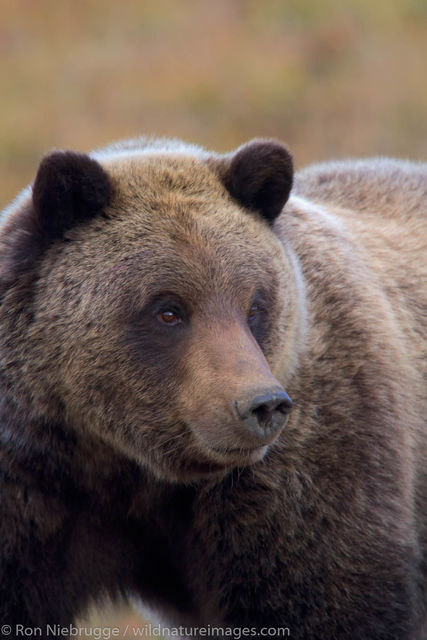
[291,158,427,392]
[293,157,427,220]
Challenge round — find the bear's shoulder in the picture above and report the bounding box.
[293,157,427,219]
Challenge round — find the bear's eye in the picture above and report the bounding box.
[156,310,183,327]
[248,303,261,324]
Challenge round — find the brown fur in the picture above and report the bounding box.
[0,137,426,639]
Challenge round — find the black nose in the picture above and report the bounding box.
[235,389,293,441]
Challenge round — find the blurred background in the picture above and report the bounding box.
[2,0,427,209]
[1,0,426,634]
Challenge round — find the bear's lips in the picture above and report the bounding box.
[211,444,265,454]
[183,445,268,479]
[207,443,268,464]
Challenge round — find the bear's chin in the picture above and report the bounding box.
[141,444,269,485]
[177,444,269,483]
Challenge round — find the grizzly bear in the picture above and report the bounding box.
[0,136,426,640]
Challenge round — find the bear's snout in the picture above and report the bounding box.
[234,388,293,442]
[181,319,293,463]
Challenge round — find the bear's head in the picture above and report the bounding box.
[0,139,304,483]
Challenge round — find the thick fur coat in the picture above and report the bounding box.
[0,137,426,639]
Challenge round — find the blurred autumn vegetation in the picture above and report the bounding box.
[1,0,426,634]
[2,0,427,209]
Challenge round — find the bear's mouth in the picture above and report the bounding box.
[180,444,268,480]
[211,444,265,454]
[208,443,268,464]
[176,426,271,478]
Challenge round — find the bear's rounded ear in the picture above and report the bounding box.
[212,139,293,223]
[32,151,112,240]
[0,152,112,289]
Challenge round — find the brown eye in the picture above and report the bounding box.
[157,310,182,326]
[248,303,260,322]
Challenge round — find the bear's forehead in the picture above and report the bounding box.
[101,153,223,203]
[65,216,282,321]
[96,209,279,295]
[96,153,278,251]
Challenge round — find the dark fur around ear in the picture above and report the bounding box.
[0,152,111,289]
[32,151,112,240]
[215,139,293,223]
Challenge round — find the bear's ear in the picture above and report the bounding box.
[32,151,112,240]
[0,152,112,289]
[212,139,293,223]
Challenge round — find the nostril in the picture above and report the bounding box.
[249,391,293,417]
[276,399,293,415]
[251,403,273,428]
[236,389,293,438]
